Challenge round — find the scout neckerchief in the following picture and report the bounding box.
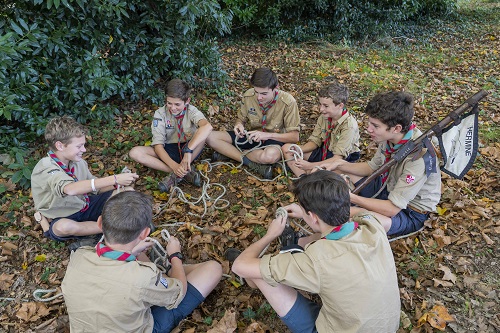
[381,123,416,184]
[322,221,359,240]
[95,242,137,261]
[259,90,279,132]
[48,150,89,212]
[322,109,348,160]
[171,106,187,157]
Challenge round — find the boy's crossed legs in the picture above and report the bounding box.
[152,261,222,332]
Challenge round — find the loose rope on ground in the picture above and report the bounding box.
[33,289,63,302]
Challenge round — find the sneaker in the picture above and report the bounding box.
[212,151,229,162]
[279,244,305,254]
[246,160,273,179]
[224,248,241,262]
[158,173,180,193]
[279,225,298,248]
[68,234,103,252]
[183,170,201,187]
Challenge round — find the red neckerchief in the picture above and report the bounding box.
[95,242,136,261]
[381,123,416,184]
[171,106,187,157]
[48,150,89,212]
[259,90,279,132]
[321,109,347,160]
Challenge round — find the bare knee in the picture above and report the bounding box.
[52,219,77,236]
[129,146,143,162]
[204,260,223,279]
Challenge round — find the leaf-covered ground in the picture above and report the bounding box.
[1,3,499,333]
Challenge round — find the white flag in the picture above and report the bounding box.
[438,110,479,179]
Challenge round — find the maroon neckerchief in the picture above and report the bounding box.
[171,106,187,157]
[259,90,279,132]
[321,109,347,160]
[48,150,89,212]
[381,123,416,184]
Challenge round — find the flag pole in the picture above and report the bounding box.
[352,90,489,194]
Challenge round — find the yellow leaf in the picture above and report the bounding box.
[35,254,46,262]
[91,104,97,111]
[145,140,152,146]
[22,262,28,270]
[109,35,114,44]
[230,168,239,174]
[152,191,169,201]
[230,279,242,288]
[436,206,447,216]
[150,230,161,237]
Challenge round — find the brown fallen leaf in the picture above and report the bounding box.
[438,264,457,284]
[0,273,14,291]
[207,308,237,333]
[16,302,50,322]
[433,278,454,287]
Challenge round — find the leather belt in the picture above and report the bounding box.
[408,205,429,215]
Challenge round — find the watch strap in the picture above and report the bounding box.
[168,252,183,262]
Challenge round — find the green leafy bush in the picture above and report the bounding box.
[222,0,457,41]
[0,0,232,153]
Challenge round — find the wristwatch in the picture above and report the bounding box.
[182,145,194,154]
[168,252,184,262]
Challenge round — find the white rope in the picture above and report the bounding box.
[116,166,132,193]
[154,160,230,219]
[33,289,63,302]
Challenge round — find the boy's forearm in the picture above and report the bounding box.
[232,234,275,279]
[168,259,188,293]
[350,193,401,217]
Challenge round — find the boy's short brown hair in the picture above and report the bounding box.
[250,68,279,90]
[365,91,414,132]
[318,82,349,106]
[45,116,86,151]
[166,79,191,102]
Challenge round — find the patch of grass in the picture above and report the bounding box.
[253,225,266,237]
[480,123,500,145]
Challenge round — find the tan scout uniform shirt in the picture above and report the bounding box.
[308,112,360,158]
[237,88,300,134]
[367,128,441,212]
[260,214,400,333]
[151,104,206,146]
[31,156,94,218]
[62,246,184,333]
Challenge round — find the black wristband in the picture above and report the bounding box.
[168,252,184,262]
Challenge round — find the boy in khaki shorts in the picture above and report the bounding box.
[232,171,401,332]
[206,68,300,179]
[129,79,213,192]
[62,191,222,332]
[31,116,138,243]
[320,91,441,237]
[282,82,360,177]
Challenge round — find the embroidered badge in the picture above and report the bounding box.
[47,169,60,174]
[165,119,174,129]
[248,107,257,116]
[159,276,169,288]
[406,174,415,184]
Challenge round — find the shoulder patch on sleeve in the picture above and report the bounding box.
[47,169,61,174]
[159,276,169,288]
[153,118,162,127]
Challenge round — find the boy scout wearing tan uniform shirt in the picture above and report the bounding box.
[151,104,206,146]
[238,88,300,134]
[308,112,360,158]
[62,247,184,332]
[259,213,401,333]
[367,128,441,213]
[31,157,94,218]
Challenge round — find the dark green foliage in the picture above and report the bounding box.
[0,0,232,153]
[222,0,457,41]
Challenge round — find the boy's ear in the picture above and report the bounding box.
[393,124,403,133]
[55,141,64,151]
[97,216,103,231]
[185,97,191,105]
[139,227,151,240]
[307,211,320,225]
